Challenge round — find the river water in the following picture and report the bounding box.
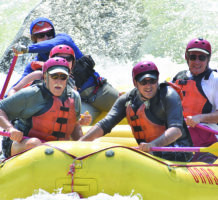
[0,0,218,199]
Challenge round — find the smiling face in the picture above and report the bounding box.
[135,78,158,100]
[187,51,209,76]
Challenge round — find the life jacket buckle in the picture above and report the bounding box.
[130,115,138,121]
[178,80,187,85]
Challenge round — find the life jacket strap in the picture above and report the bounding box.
[52,131,65,138]
[56,118,68,124]
[60,106,69,111]
[133,126,143,132]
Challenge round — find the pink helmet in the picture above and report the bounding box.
[132,61,159,81]
[185,38,211,59]
[49,45,75,60]
[43,57,70,74]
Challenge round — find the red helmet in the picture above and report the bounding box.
[132,61,159,81]
[49,45,75,60]
[32,21,53,35]
[185,38,211,59]
[43,57,70,74]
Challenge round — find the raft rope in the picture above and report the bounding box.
[43,143,218,168]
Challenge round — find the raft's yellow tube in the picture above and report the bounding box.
[0,141,217,200]
[82,124,133,138]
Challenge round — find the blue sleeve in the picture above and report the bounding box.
[28,33,83,59]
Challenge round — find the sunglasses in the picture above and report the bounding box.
[58,56,74,62]
[138,78,158,85]
[35,30,54,39]
[50,73,68,80]
[189,54,207,61]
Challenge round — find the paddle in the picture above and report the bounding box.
[0,130,46,143]
[0,54,18,99]
[0,130,29,140]
[195,124,218,135]
[150,142,218,156]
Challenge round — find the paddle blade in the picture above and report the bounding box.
[200,142,218,156]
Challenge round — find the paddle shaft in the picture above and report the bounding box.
[196,124,218,135]
[151,146,200,153]
[151,142,218,156]
[0,131,47,143]
[0,55,18,99]
[0,131,29,140]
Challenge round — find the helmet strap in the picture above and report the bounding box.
[45,72,50,90]
[30,35,37,43]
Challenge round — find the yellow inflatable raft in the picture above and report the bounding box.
[0,140,217,200]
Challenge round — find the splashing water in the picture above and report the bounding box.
[14,189,143,200]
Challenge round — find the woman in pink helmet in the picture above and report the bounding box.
[172,38,218,148]
[80,61,193,162]
[0,57,83,158]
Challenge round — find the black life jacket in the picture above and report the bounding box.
[71,55,96,89]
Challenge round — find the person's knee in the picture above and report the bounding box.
[24,138,42,150]
[11,138,42,156]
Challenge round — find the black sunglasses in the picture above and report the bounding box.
[50,73,68,80]
[138,78,158,86]
[58,56,74,62]
[189,54,207,61]
[35,30,54,39]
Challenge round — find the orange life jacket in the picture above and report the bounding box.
[126,103,166,142]
[172,69,213,118]
[174,79,208,118]
[28,96,76,141]
[167,81,183,100]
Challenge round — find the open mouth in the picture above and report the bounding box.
[55,86,62,89]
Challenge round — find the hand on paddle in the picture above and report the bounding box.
[186,115,201,127]
[13,43,28,54]
[8,127,23,142]
[138,142,153,153]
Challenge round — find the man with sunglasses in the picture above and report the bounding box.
[80,61,193,162]
[0,57,83,158]
[12,17,83,87]
[172,38,218,147]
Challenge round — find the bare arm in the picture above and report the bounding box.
[186,110,218,127]
[139,127,182,152]
[71,122,83,140]
[0,109,23,142]
[79,125,104,141]
[7,71,43,97]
